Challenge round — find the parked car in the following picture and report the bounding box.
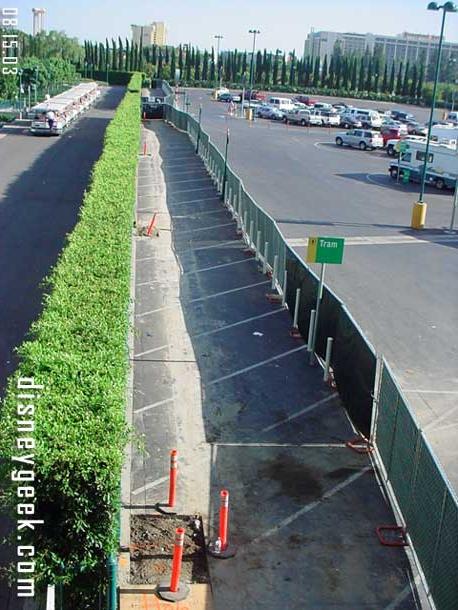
[385,135,426,157]
[446,111,458,124]
[380,125,404,146]
[389,110,416,124]
[313,102,333,111]
[317,110,340,126]
[256,104,284,120]
[294,95,317,106]
[335,129,384,150]
[218,92,234,103]
[266,96,296,112]
[307,110,324,126]
[340,114,362,129]
[214,87,230,100]
[406,121,427,136]
[343,108,382,128]
[283,108,311,126]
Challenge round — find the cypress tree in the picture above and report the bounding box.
[178,45,183,72]
[152,45,157,66]
[312,56,320,87]
[341,57,348,90]
[410,64,418,98]
[395,61,403,95]
[242,51,247,77]
[202,50,209,81]
[134,43,139,71]
[105,39,110,70]
[111,38,117,70]
[281,54,287,85]
[264,53,272,87]
[381,63,388,92]
[365,56,373,92]
[185,47,192,81]
[389,62,395,93]
[165,46,170,64]
[358,57,365,90]
[351,58,358,90]
[117,37,123,72]
[273,51,280,85]
[321,55,328,88]
[402,61,410,96]
[125,39,129,71]
[328,56,334,88]
[255,50,263,83]
[373,57,380,92]
[417,63,424,99]
[94,43,98,71]
[98,43,104,70]
[171,49,176,82]
[195,49,201,81]
[157,48,163,78]
[289,51,296,86]
[209,47,215,81]
[335,55,342,89]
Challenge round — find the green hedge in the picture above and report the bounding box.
[83,69,136,86]
[0,73,141,594]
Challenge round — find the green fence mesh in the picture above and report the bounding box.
[377,361,458,610]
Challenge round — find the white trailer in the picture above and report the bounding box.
[388,139,458,190]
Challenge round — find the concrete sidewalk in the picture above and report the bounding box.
[121,119,428,609]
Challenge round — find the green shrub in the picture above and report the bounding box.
[0,73,141,597]
[85,70,135,86]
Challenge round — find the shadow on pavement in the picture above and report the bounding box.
[134,120,424,610]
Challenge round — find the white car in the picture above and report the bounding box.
[335,129,384,150]
[307,110,323,126]
[317,110,340,127]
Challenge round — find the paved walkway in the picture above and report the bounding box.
[123,119,428,609]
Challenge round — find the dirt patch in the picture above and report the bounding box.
[130,514,209,585]
[259,454,323,502]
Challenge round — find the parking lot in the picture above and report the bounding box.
[181,87,458,493]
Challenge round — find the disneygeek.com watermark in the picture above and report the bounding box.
[12,377,44,598]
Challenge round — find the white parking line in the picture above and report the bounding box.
[131,475,168,496]
[212,442,346,448]
[261,393,339,433]
[174,221,233,234]
[136,280,270,317]
[383,576,422,610]
[134,344,168,358]
[134,397,174,415]
[183,257,254,275]
[207,345,308,386]
[248,467,372,544]
[193,308,285,338]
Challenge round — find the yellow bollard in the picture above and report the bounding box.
[411,202,427,230]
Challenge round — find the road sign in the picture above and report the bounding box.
[395,141,410,153]
[307,236,345,264]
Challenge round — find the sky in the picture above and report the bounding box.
[12,0,458,52]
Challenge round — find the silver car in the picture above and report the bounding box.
[284,108,311,126]
[256,104,284,120]
[335,129,384,150]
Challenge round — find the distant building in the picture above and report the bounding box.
[131,22,167,47]
[304,30,458,67]
[32,7,46,36]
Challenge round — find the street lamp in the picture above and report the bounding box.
[411,1,458,229]
[248,29,260,112]
[214,35,223,88]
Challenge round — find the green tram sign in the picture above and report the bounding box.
[307,236,345,265]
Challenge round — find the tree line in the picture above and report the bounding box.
[84,40,429,101]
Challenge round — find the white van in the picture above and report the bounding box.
[345,108,382,129]
[266,96,295,111]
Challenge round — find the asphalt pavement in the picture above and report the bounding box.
[126,120,427,609]
[0,85,125,610]
[183,88,458,494]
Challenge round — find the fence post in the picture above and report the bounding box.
[271,255,278,290]
[293,288,301,329]
[263,242,269,275]
[256,230,261,261]
[249,220,254,248]
[307,310,316,349]
[323,337,333,382]
[195,105,202,155]
[107,555,117,610]
[282,270,288,306]
[222,128,230,201]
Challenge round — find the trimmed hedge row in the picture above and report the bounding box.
[0,73,141,589]
[83,69,136,86]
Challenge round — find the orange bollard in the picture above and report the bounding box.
[207,489,237,558]
[168,449,178,507]
[219,490,229,550]
[143,141,147,156]
[170,528,185,592]
[156,528,190,602]
[146,212,157,236]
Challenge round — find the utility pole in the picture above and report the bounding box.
[214,34,224,89]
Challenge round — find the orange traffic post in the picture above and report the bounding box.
[143,141,147,156]
[168,449,178,507]
[208,489,237,558]
[146,212,157,236]
[156,528,190,602]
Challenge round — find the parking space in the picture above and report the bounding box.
[180,88,458,495]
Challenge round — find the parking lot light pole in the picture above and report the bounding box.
[411,1,458,230]
[248,29,260,113]
[214,35,223,89]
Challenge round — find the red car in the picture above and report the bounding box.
[294,95,317,106]
[380,126,402,146]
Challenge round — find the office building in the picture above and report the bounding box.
[304,30,458,67]
[131,22,167,47]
